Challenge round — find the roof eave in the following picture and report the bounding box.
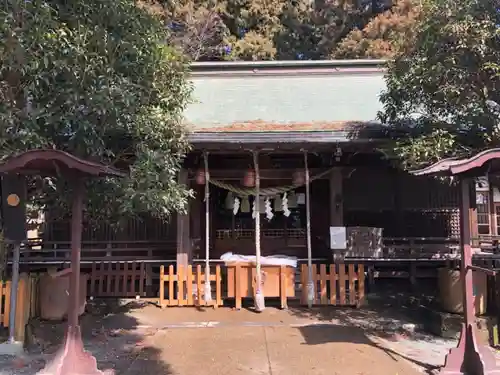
[188,131,384,145]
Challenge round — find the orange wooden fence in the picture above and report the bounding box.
[88,261,149,298]
[159,265,223,307]
[0,274,38,342]
[300,264,365,307]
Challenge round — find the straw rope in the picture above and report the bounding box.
[209,168,334,196]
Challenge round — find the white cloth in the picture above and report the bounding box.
[220,252,298,268]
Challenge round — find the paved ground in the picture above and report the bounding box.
[0,303,481,375]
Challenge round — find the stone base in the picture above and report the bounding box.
[0,341,24,356]
[420,306,491,343]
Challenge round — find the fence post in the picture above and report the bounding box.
[280,265,287,309]
[14,273,30,343]
[159,266,165,308]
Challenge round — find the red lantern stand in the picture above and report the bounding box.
[0,150,125,375]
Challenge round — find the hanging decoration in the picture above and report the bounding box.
[233,196,240,215]
[225,192,234,210]
[258,196,266,212]
[241,196,250,213]
[282,192,291,217]
[207,167,334,219]
[264,198,273,221]
[242,169,255,187]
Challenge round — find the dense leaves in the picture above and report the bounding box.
[379,0,500,169]
[0,0,192,222]
[142,0,420,61]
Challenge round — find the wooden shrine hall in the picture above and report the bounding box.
[6,60,471,308]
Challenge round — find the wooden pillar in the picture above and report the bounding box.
[329,168,343,226]
[176,169,191,269]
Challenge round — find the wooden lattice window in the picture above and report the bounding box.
[476,177,491,235]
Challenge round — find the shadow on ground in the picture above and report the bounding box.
[298,323,441,375]
[10,300,173,375]
[287,278,439,332]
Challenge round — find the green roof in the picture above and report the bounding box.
[185,60,387,132]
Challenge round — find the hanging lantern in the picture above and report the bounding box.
[292,170,305,185]
[242,169,255,187]
[195,168,207,185]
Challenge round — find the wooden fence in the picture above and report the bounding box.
[159,265,223,307]
[300,264,365,307]
[0,274,38,342]
[88,261,152,298]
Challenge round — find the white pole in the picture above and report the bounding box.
[304,151,314,308]
[253,151,265,312]
[204,152,212,302]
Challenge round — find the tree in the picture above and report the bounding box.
[0,0,192,222]
[333,0,421,59]
[139,0,232,61]
[378,0,500,170]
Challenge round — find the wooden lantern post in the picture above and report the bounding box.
[410,148,500,375]
[0,149,124,375]
[203,152,212,302]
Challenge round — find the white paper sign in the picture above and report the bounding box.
[494,187,500,203]
[330,226,347,250]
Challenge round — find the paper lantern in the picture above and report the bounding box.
[292,170,305,185]
[195,169,207,185]
[242,169,255,187]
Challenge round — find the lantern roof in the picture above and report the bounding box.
[410,148,500,177]
[0,149,125,178]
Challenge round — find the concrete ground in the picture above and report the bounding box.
[0,302,484,375]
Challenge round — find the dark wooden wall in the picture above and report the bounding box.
[343,167,460,238]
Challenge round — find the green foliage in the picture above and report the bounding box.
[378,0,500,169]
[0,0,192,222]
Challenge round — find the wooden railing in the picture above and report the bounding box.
[10,240,176,263]
[88,261,150,298]
[381,237,459,259]
[300,264,366,307]
[159,265,223,307]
